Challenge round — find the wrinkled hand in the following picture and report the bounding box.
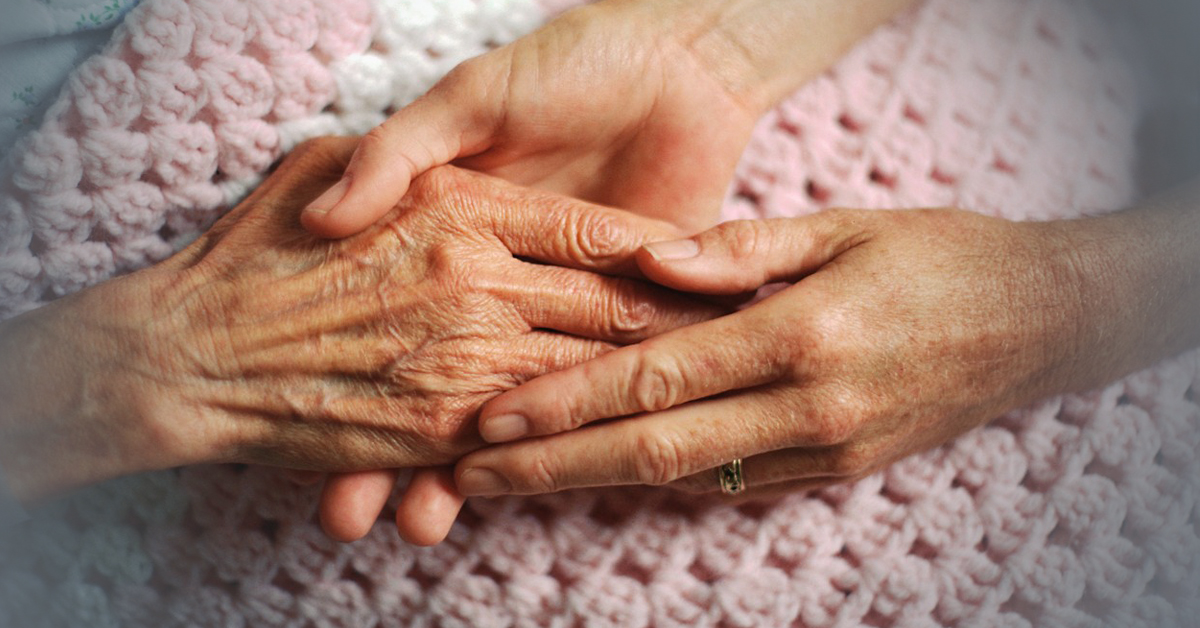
[305,0,764,543]
[457,209,1102,498]
[0,136,723,508]
[299,0,760,237]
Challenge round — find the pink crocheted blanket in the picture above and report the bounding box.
[2,0,1198,626]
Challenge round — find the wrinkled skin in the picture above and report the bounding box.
[300,1,764,538]
[0,137,721,499]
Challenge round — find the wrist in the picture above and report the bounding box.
[579,0,772,116]
[663,0,919,114]
[0,267,230,501]
[1035,198,1200,393]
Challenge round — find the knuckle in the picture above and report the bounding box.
[606,282,655,338]
[358,126,391,157]
[418,400,475,445]
[299,135,346,155]
[441,57,488,92]
[719,219,769,261]
[819,418,862,449]
[281,136,352,174]
[568,210,630,266]
[632,431,686,486]
[291,136,325,156]
[425,241,461,280]
[782,307,848,368]
[406,166,479,220]
[284,389,328,423]
[823,208,874,248]
[629,344,687,413]
[810,423,852,447]
[799,389,867,447]
[808,409,855,446]
[525,450,563,494]
[758,394,809,446]
[831,443,877,477]
[546,379,590,433]
[428,242,486,292]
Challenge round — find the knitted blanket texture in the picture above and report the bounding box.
[1,0,1198,626]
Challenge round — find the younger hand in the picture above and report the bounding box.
[456,209,1104,498]
[299,0,760,237]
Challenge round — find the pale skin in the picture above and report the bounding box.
[310,0,1200,547]
[304,0,919,545]
[0,136,725,503]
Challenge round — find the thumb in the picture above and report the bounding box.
[301,67,503,238]
[636,213,862,294]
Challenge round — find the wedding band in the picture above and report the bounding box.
[717,459,745,495]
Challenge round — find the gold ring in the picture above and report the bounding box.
[717,459,745,495]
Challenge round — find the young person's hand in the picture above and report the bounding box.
[300,0,765,236]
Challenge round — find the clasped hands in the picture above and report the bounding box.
[286,0,1116,545]
[0,0,1142,551]
[0,136,719,508]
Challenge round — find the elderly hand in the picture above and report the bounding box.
[0,137,721,506]
[456,208,1137,498]
[302,0,765,543]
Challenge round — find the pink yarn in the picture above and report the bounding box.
[0,0,371,308]
[1,0,1199,626]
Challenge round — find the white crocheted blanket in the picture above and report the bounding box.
[1,1,1198,627]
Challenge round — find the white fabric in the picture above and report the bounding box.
[0,0,141,172]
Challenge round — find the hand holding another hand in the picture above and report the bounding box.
[459,208,1115,498]
[0,137,722,515]
[303,0,929,542]
[299,0,764,236]
[303,0,769,542]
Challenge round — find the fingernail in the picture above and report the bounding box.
[644,239,699,261]
[481,414,527,443]
[304,177,350,215]
[458,468,512,496]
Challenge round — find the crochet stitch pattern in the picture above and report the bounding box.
[2,0,1198,626]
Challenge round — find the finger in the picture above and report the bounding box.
[395,467,465,546]
[477,306,782,443]
[458,390,826,496]
[319,469,399,542]
[665,446,861,494]
[216,334,615,464]
[503,265,726,344]
[228,318,607,378]
[637,213,864,294]
[487,189,683,277]
[301,63,504,238]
